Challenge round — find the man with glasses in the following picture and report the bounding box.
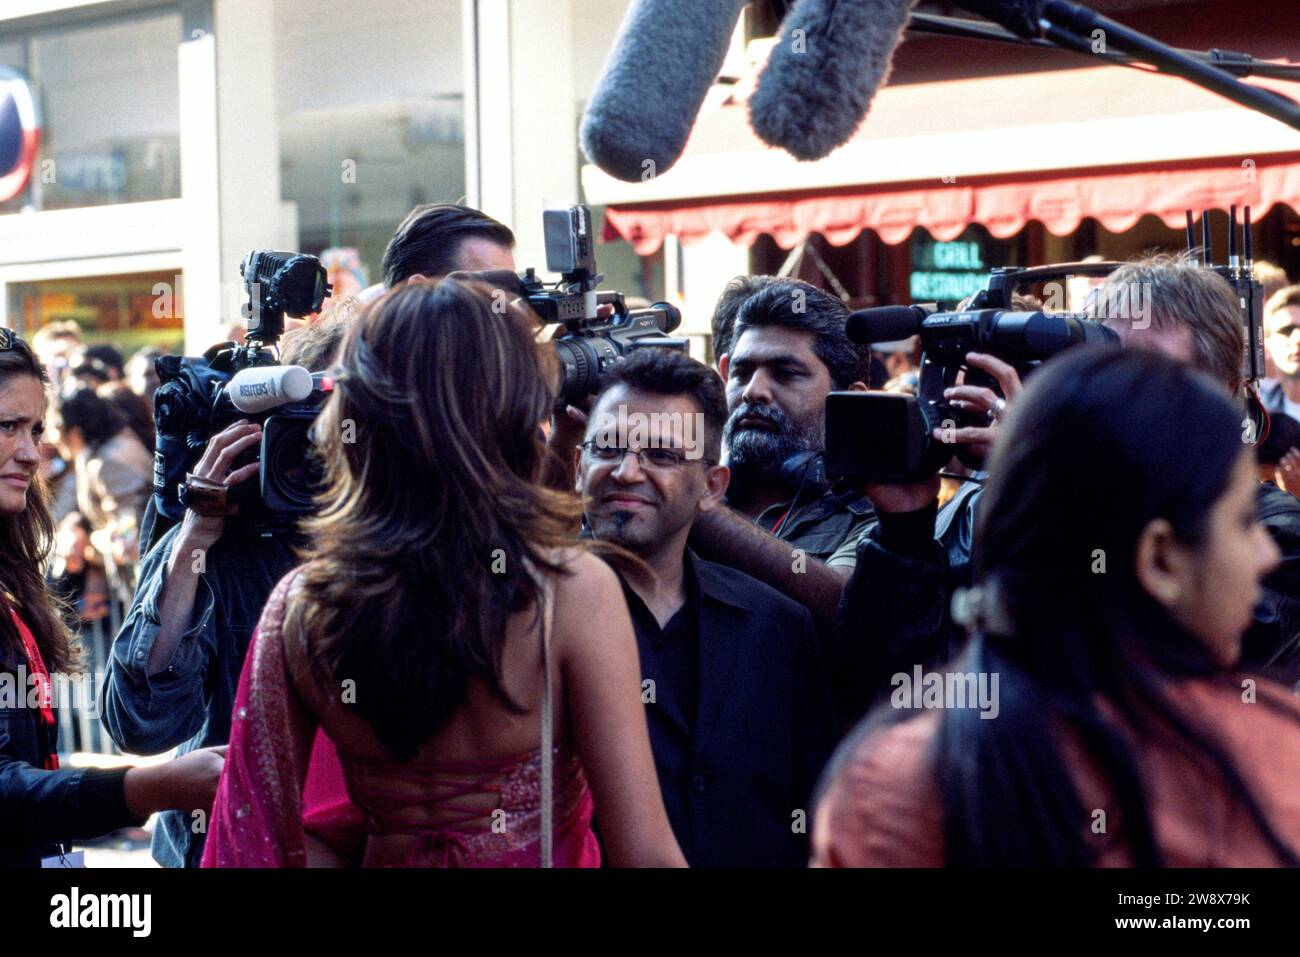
[575,348,834,867]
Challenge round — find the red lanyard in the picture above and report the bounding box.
[769,507,792,535]
[12,608,58,770]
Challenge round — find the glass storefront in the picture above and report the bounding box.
[0,8,181,213]
[274,0,466,288]
[10,271,185,356]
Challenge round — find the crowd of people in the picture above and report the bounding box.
[3,200,1300,868]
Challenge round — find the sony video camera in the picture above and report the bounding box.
[824,262,1121,483]
[520,205,686,405]
[151,250,332,534]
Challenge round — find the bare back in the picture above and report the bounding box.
[281,548,686,867]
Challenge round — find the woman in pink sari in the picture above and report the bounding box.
[203,279,685,868]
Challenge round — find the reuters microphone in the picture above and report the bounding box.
[227,365,313,414]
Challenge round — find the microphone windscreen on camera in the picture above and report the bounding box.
[749,0,914,161]
[846,305,927,345]
[580,0,749,182]
[228,365,313,414]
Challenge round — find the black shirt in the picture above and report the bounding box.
[611,548,835,866]
[619,555,702,728]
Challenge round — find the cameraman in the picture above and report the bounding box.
[689,278,877,630]
[101,310,353,867]
[379,203,516,290]
[831,253,1300,726]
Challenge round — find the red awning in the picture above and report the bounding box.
[602,154,1300,255]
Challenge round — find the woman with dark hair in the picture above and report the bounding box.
[813,347,1300,867]
[0,333,225,866]
[204,279,686,867]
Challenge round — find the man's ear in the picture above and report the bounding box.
[405,273,428,285]
[698,464,731,513]
[717,353,730,381]
[1133,516,1193,611]
[845,379,869,393]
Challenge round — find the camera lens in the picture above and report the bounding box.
[266,419,325,509]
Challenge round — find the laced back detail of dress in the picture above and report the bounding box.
[337,742,590,866]
[318,566,587,866]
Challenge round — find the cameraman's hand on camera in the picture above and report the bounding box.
[146,421,259,676]
[544,395,594,492]
[180,420,262,551]
[936,352,1024,462]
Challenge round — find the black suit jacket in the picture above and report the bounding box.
[632,551,835,867]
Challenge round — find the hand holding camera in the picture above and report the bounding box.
[179,420,263,551]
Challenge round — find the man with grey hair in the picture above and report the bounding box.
[829,253,1300,728]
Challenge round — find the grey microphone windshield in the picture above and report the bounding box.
[749,0,915,162]
[580,0,749,182]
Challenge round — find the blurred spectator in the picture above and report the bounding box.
[55,387,152,580]
[1256,260,1292,302]
[873,336,918,382]
[70,358,113,389]
[883,371,918,395]
[30,321,82,392]
[125,346,164,411]
[100,381,155,453]
[76,343,125,380]
[1261,285,1300,417]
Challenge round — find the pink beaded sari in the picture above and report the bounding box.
[201,570,601,868]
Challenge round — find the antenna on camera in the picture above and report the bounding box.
[1185,210,1196,258]
[1229,205,1240,277]
[1200,209,1212,266]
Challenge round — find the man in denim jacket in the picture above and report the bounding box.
[101,315,348,866]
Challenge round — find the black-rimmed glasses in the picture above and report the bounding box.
[578,440,715,470]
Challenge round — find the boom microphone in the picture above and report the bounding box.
[227,364,313,414]
[845,305,929,345]
[750,0,915,161]
[580,0,749,182]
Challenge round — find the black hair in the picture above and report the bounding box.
[710,275,779,361]
[58,387,127,449]
[730,278,870,389]
[81,343,124,376]
[931,346,1299,865]
[593,348,727,460]
[381,204,516,288]
[70,359,111,386]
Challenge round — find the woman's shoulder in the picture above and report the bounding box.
[812,710,945,867]
[538,546,619,607]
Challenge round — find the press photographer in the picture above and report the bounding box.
[683,278,877,631]
[830,251,1300,727]
[102,251,353,868]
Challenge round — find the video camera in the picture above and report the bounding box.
[151,250,332,534]
[520,205,686,406]
[824,262,1121,483]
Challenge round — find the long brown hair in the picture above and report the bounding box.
[0,338,77,672]
[293,278,582,760]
